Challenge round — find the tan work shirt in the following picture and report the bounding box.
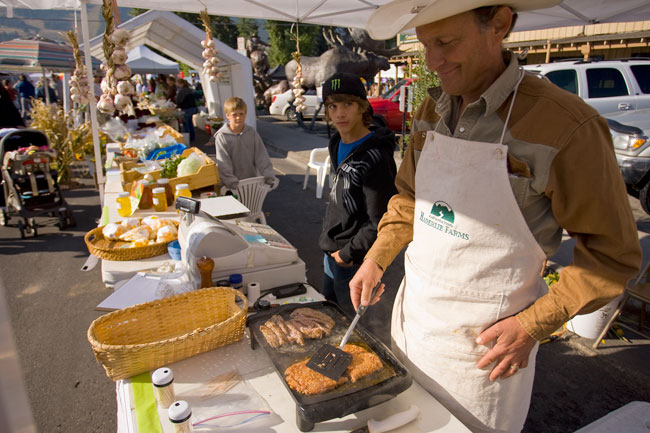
[366,52,642,340]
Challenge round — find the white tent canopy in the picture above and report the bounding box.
[87,10,256,126]
[2,0,650,34]
[124,45,179,75]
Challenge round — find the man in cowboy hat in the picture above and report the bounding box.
[350,1,641,432]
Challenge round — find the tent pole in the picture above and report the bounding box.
[80,0,105,205]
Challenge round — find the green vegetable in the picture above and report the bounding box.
[544,272,559,287]
[160,155,185,179]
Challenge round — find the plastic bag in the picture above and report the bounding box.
[100,117,129,142]
[177,152,203,177]
[154,262,193,298]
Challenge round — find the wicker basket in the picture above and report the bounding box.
[87,287,248,381]
[149,106,176,117]
[84,221,179,261]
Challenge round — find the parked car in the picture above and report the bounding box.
[523,59,650,114]
[606,108,650,214]
[269,89,324,121]
[368,77,417,132]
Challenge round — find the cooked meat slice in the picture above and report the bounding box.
[285,320,306,346]
[343,344,383,382]
[263,317,290,346]
[290,308,335,330]
[270,314,304,346]
[259,324,280,348]
[288,316,327,339]
[285,360,348,395]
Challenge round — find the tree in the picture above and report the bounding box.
[266,20,294,67]
[236,18,258,40]
[266,20,328,68]
[211,16,236,48]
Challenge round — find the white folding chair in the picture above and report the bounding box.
[303,147,331,199]
[220,176,279,224]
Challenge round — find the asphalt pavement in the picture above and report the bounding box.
[0,114,648,433]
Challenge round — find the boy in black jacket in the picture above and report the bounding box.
[319,72,398,316]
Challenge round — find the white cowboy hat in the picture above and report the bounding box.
[367,0,562,40]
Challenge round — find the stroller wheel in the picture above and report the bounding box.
[66,211,76,228]
[30,218,38,237]
[58,211,67,230]
[0,208,8,226]
[17,220,25,239]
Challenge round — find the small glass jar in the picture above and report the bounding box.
[152,187,168,212]
[157,177,174,204]
[138,180,154,210]
[174,183,191,210]
[116,191,132,217]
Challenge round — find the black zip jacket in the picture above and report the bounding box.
[319,126,398,264]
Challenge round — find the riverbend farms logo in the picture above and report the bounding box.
[419,201,470,240]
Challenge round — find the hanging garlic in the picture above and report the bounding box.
[199,10,220,83]
[97,94,116,113]
[111,48,128,65]
[114,64,132,80]
[291,54,307,113]
[111,28,130,47]
[116,80,134,96]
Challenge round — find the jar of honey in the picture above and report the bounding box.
[116,191,132,217]
[138,180,154,210]
[152,187,168,212]
[174,183,191,209]
[157,178,174,205]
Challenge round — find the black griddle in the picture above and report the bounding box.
[247,301,412,432]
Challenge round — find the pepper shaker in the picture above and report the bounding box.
[196,256,214,289]
[152,367,175,409]
[168,400,193,433]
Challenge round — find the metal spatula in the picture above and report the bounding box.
[306,282,382,381]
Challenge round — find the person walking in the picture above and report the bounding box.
[175,79,197,143]
[350,2,642,432]
[14,74,35,119]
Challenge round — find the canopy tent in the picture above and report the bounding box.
[2,0,650,205]
[86,10,255,127]
[0,36,100,72]
[2,0,650,34]
[124,45,179,75]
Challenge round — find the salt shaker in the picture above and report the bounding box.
[152,367,175,409]
[168,400,193,433]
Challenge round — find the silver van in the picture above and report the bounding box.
[523,59,650,114]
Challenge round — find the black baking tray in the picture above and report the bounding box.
[247,301,412,431]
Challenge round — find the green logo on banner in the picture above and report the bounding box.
[331,79,341,90]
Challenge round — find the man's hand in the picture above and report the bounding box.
[264,176,276,185]
[331,250,353,267]
[475,316,537,381]
[349,259,385,311]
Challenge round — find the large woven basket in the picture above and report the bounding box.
[87,287,248,381]
[84,221,179,261]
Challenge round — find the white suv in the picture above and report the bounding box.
[523,59,650,114]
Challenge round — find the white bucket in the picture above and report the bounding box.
[566,294,623,339]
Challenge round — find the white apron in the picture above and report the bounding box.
[391,80,547,433]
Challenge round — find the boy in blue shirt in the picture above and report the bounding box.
[318,72,397,316]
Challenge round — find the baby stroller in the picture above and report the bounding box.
[1,129,76,238]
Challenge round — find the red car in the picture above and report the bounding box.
[368,77,417,132]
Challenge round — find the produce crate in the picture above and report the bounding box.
[87,287,247,380]
[120,147,219,192]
